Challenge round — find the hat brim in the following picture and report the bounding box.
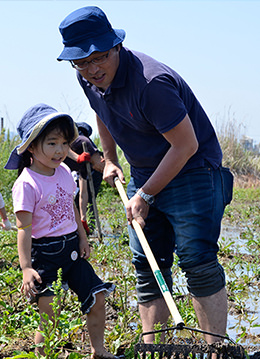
[17,112,77,154]
[57,28,125,61]
[4,146,21,170]
[5,112,78,170]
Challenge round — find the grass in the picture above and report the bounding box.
[1,121,260,357]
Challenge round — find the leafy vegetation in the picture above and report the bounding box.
[1,122,260,358]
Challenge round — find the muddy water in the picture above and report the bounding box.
[220,224,260,352]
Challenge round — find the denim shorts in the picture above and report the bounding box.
[31,231,115,313]
[127,165,233,300]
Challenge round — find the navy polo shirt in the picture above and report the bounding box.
[77,47,222,184]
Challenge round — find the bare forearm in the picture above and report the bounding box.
[0,207,8,220]
[142,145,195,195]
[18,232,32,270]
[16,211,33,270]
[142,115,198,196]
[67,148,79,162]
[96,115,118,163]
[78,177,88,221]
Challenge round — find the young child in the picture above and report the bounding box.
[0,192,11,230]
[5,104,122,359]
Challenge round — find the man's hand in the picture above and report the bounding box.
[103,160,125,187]
[90,152,105,173]
[77,152,91,163]
[126,193,149,229]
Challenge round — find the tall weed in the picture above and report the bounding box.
[216,113,260,177]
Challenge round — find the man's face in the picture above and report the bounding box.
[71,47,120,91]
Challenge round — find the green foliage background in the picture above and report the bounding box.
[0,120,260,358]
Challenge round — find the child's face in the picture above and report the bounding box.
[29,129,70,175]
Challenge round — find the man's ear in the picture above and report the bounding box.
[115,44,122,52]
[27,144,34,154]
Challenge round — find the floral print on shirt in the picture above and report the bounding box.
[41,183,75,230]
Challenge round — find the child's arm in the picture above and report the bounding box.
[73,203,90,259]
[16,211,42,299]
[0,193,11,230]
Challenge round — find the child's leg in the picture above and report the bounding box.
[87,291,114,358]
[35,295,57,356]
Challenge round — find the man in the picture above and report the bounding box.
[57,6,233,344]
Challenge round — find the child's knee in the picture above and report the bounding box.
[38,295,57,320]
[88,291,106,314]
[94,291,105,308]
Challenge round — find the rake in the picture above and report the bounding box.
[82,142,102,241]
[114,178,247,359]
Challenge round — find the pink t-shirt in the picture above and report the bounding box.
[12,163,77,239]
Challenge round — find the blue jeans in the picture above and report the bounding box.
[127,165,233,300]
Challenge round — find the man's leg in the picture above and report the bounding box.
[192,287,227,344]
[139,297,170,343]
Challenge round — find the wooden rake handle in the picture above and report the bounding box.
[114,177,184,328]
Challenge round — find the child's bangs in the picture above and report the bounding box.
[42,117,75,143]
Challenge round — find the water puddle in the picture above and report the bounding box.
[220,223,260,350]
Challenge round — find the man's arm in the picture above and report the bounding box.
[96,115,125,186]
[142,114,198,195]
[78,175,89,222]
[67,148,79,162]
[126,114,198,227]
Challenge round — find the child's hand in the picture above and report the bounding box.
[2,218,11,231]
[79,237,90,260]
[21,267,42,299]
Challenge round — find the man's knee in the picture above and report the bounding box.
[184,260,226,297]
[136,267,173,303]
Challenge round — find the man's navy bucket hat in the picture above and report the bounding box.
[57,6,126,61]
[4,103,78,170]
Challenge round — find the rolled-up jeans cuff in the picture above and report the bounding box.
[136,267,173,303]
[185,260,226,297]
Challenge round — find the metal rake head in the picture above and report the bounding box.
[134,327,246,359]
[134,342,246,359]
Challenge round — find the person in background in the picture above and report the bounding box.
[64,122,104,234]
[4,103,122,359]
[57,6,234,345]
[0,192,11,230]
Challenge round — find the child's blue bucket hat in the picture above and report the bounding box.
[57,6,126,61]
[4,103,78,170]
